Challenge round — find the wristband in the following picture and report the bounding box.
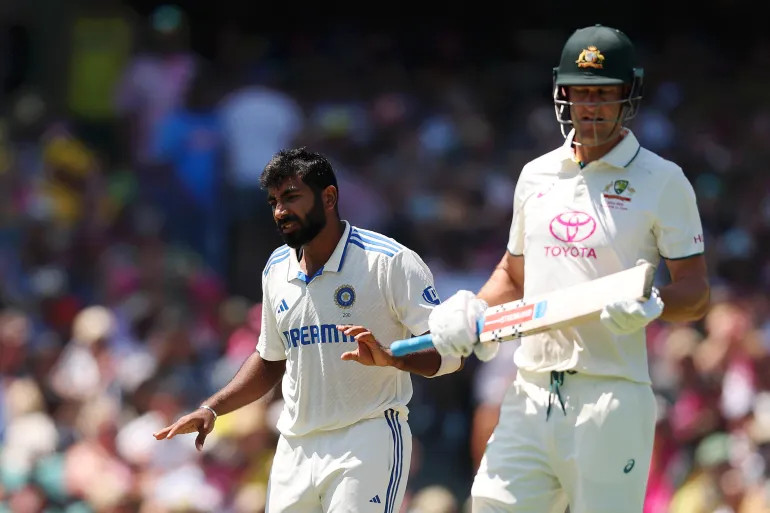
[431,353,462,377]
[199,405,218,421]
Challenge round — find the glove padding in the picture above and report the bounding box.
[428,290,498,360]
[600,287,664,335]
[473,339,500,362]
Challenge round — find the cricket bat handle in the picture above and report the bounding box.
[390,333,434,356]
[390,319,484,357]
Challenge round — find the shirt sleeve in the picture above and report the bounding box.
[386,250,440,336]
[256,275,288,361]
[506,174,528,256]
[653,168,705,259]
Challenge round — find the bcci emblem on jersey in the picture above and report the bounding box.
[334,285,356,309]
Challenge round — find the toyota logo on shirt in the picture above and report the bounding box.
[549,211,597,242]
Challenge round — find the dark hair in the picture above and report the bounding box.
[260,147,338,194]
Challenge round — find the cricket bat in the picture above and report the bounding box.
[390,261,656,357]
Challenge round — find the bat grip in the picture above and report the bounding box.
[390,333,433,356]
[389,318,485,357]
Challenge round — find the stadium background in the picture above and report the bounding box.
[1,1,770,511]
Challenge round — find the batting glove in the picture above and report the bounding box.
[600,287,664,335]
[429,290,498,360]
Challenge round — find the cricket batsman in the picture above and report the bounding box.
[428,24,710,512]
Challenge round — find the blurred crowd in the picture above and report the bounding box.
[1,2,770,512]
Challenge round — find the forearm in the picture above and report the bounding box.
[476,265,523,307]
[202,352,285,416]
[391,348,449,377]
[658,275,710,322]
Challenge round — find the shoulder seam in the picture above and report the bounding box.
[263,246,291,276]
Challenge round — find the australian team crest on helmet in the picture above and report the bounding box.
[576,46,605,69]
[334,285,356,309]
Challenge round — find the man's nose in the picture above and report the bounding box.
[274,202,289,219]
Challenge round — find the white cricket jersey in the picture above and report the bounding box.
[257,221,440,437]
[507,129,704,383]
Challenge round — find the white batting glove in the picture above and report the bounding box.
[473,339,500,362]
[600,287,664,335]
[428,290,494,359]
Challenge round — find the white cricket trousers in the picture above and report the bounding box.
[266,409,411,513]
[472,369,656,513]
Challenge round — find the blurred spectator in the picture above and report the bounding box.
[217,41,304,299]
[114,3,198,173]
[152,62,226,276]
[65,2,134,157]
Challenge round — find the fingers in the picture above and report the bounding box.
[336,325,376,341]
[340,334,375,359]
[153,415,200,441]
[337,325,368,337]
[195,431,208,451]
[164,422,184,440]
[353,331,375,343]
[155,413,214,451]
[201,413,214,435]
[153,426,172,440]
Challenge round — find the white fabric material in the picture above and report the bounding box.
[428,290,488,358]
[474,341,501,362]
[431,353,463,377]
[504,129,703,383]
[600,286,664,335]
[472,370,656,512]
[257,221,438,437]
[266,413,411,513]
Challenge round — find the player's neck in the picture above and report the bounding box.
[298,220,345,276]
[574,132,623,166]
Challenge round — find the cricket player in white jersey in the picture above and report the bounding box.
[428,25,711,512]
[154,147,461,512]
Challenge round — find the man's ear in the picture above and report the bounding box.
[323,185,338,211]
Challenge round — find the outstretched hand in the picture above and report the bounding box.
[338,325,397,367]
[153,407,215,451]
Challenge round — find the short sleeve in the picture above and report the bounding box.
[256,276,288,361]
[386,250,440,336]
[653,169,705,259]
[506,176,528,256]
